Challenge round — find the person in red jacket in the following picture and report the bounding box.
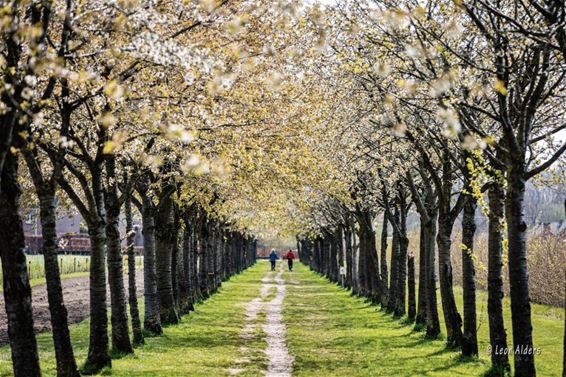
[286,249,295,272]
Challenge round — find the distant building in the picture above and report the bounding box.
[22,208,144,255]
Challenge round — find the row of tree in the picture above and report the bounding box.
[291,1,566,377]
[0,0,330,376]
[1,0,564,376]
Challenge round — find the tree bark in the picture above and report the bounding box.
[345,226,353,288]
[351,229,360,295]
[388,207,399,311]
[83,169,111,373]
[506,165,536,376]
[191,222,201,301]
[125,194,143,346]
[38,189,80,376]
[416,219,427,325]
[104,157,132,354]
[213,227,223,289]
[380,213,389,306]
[0,153,41,377]
[171,209,181,312]
[356,223,367,297]
[437,213,463,347]
[329,230,339,282]
[425,210,441,338]
[179,219,193,313]
[337,227,344,283]
[140,191,162,335]
[357,209,380,303]
[408,254,416,320]
[155,195,179,325]
[84,221,111,373]
[207,224,217,293]
[461,195,478,357]
[198,220,210,298]
[321,235,329,278]
[395,204,409,317]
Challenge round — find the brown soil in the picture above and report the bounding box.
[0,271,144,344]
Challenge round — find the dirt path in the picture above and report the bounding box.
[264,266,293,377]
[0,271,143,344]
[232,264,293,376]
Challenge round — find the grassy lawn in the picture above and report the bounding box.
[284,262,564,376]
[0,261,562,376]
[0,264,269,377]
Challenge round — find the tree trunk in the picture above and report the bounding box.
[321,235,329,277]
[179,220,193,313]
[198,220,210,298]
[141,192,162,335]
[314,237,322,273]
[191,223,201,301]
[345,226,353,288]
[104,158,132,354]
[416,219,427,325]
[171,209,181,312]
[214,228,223,289]
[38,189,80,376]
[380,213,389,306]
[207,224,217,293]
[125,194,143,346]
[425,211,441,338]
[83,168,111,373]
[329,231,339,282]
[351,230,360,295]
[0,153,41,377]
[223,233,230,281]
[461,195,478,357]
[356,224,367,297]
[358,210,380,303]
[395,205,408,317]
[437,214,463,347]
[367,228,381,303]
[155,196,179,325]
[84,221,111,373]
[506,166,536,376]
[337,227,344,283]
[407,254,416,320]
[388,207,399,311]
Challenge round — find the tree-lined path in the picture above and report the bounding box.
[1,1,565,375]
[0,260,562,376]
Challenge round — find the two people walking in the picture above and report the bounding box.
[268,249,295,272]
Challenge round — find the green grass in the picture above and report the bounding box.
[0,255,143,292]
[284,263,564,376]
[452,286,563,377]
[0,261,562,376]
[0,263,268,377]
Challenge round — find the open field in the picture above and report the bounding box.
[0,255,143,291]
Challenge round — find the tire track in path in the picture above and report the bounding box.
[263,265,293,377]
[231,263,293,376]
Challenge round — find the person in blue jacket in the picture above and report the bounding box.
[269,249,278,271]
